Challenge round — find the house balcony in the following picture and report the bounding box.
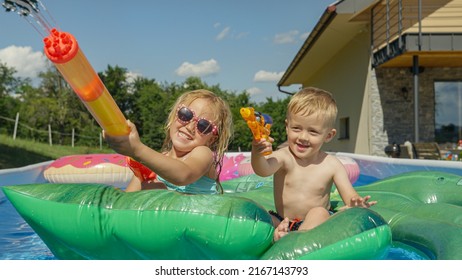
[371,0,462,68]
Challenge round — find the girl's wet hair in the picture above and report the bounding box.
[162,89,233,194]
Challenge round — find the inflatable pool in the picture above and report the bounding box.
[1,152,462,260]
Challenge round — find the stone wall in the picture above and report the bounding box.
[370,66,462,156]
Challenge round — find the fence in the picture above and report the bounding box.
[0,113,103,149]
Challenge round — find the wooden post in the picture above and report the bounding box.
[48,124,52,146]
[72,128,75,147]
[413,55,419,143]
[13,112,19,140]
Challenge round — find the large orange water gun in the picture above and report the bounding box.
[44,30,157,180]
[45,30,156,181]
[43,29,129,136]
[240,107,273,155]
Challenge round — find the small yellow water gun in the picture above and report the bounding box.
[240,107,273,154]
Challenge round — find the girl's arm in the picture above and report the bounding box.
[104,120,214,186]
[125,176,142,192]
[136,144,214,186]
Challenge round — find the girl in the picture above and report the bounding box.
[104,89,233,194]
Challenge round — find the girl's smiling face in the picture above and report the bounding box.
[170,98,217,155]
[285,112,336,161]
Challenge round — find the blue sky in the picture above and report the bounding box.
[0,0,335,103]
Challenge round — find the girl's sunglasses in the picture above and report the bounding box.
[176,105,218,136]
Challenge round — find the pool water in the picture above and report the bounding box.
[385,243,428,260]
[0,191,55,260]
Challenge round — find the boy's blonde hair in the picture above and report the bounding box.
[287,87,338,128]
[162,89,233,193]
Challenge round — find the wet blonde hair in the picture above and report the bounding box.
[287,87,338,128]
[162,89,233,193]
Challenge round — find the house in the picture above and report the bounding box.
[278,0,462,156]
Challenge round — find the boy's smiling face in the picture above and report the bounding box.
[285,112,336,160]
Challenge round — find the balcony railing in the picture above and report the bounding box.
[371,0,462,66]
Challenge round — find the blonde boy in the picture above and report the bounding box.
[251,87,376,241]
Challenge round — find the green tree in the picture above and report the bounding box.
[0,62,20,97]
[18,67,99,146]
[18,84,58,142]
[225,91,255,151]
[99,65,131,115]
[39,68,75,144]
[258,97,290,148]
[130,76,169,149]
[0,62,22,134]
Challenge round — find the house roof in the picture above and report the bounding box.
[278,0,462,88]
[278,0,377,88]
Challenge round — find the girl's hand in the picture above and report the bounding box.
[103,120,142,158]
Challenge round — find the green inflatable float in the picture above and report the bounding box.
[3,175,391,260]
[331,171,462,260]
[5,170,462,259]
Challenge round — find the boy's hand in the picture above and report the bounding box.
[339,195,377,211]
[273,217,289,242]
[252,137,274,156]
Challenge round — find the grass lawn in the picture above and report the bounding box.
[0,134,113,169]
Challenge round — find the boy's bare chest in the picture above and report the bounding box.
[282,163,333,192]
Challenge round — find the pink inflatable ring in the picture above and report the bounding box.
[44,154,133,185]
[238,155,360,185]
[336,155,360,184]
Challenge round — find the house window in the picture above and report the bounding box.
[434,81,462,143]
[339,117,349,140]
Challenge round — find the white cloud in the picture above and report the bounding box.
[273,30,300,44]
[213,23,248,40]
[175,59,220,77]
[125,71,144,94]
[216,27,230,41]
[0,45,47,79]
[126,71,142,83]
[246,87,262,95]
[235,32,250,39]
[300,31,310,40]
[253,70,284,82]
